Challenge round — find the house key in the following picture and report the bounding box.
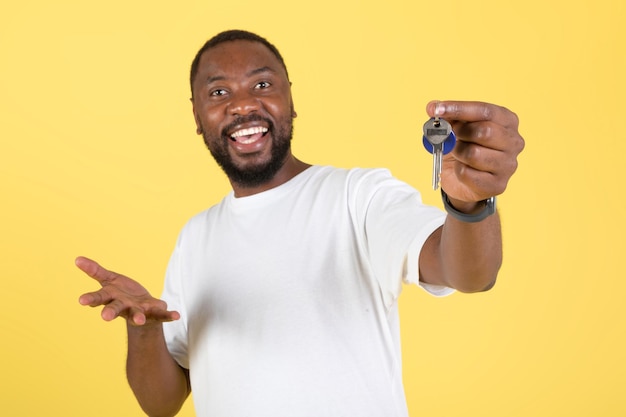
[422,117,456,190]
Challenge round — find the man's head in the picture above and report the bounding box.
[189,30,297,193]
[190,30,290,100]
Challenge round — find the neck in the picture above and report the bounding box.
[230,155,311,198]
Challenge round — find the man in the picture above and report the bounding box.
[77,30,524,417]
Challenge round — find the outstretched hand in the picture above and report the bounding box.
[426,100,525,204]
[76,256,179,326]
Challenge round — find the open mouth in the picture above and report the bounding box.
[230,126,269,145]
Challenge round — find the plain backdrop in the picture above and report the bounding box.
[1,0,624,415]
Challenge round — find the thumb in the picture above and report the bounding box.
[425,100,446,118]
[75,256,120,284]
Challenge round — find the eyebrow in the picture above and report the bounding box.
[204,75,226,85]
[247,66,276,77]
[204,66,277,85]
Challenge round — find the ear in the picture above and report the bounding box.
[291,100,297,119]
[288,82,297,119]
[191,98,203,135]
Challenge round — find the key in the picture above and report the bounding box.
[422,117,456,190]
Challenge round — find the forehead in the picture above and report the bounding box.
[196,40,286,80]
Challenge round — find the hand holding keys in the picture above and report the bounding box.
[422,117,456,190]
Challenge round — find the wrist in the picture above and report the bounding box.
[127,321,164,336]
[441,189,496,223]
[445,196,482,214]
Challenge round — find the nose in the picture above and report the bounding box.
[227,91,260,116]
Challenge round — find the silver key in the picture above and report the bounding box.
[423,117,452,190]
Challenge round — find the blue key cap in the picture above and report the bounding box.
[422,126,456,154]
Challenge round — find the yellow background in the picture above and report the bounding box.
[1,0,624,415]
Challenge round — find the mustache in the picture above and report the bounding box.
[221,114,273,138]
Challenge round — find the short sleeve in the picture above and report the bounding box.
[161,233,190,369]
[348,169,453,306]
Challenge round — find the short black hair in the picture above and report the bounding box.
[189,30,289,98]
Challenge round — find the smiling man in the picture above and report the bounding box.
[77,30,524,417]
[190,35,308,196]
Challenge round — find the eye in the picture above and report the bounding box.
[255,81,271,89]
[210,88,227,97]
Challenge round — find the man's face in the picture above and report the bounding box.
[191,40,296,188]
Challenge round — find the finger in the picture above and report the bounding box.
[444,153,513,195]
[455,141,519,179]
[128,307,147,326]
[426,100,519,129]
[140,299,181,323]
[150,309,181,323]
[454,167,503,197]
[458,165,508,196]
[100,298,128,321]
[447,139,518,188]
[75,256,122,285]
[78,288,114,307]
[453,121,515,151]
[127,307,180,326]
[442,160,505,199]
[450,143,505,174]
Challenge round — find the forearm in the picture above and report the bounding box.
[437,197,503,292]
[430,195,503,292]
[126,324,190,417]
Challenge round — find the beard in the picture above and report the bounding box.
[202,113,294,189]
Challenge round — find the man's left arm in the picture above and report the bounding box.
[419,100,525,293]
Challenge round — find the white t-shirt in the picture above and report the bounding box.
[162,166,451,417]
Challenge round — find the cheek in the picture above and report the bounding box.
[264,93,293,114]
[199,110,225,135]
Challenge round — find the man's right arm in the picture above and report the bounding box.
[76,256,190,417]
[126,324,190,417]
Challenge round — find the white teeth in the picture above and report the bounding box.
[230,126,268,139]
